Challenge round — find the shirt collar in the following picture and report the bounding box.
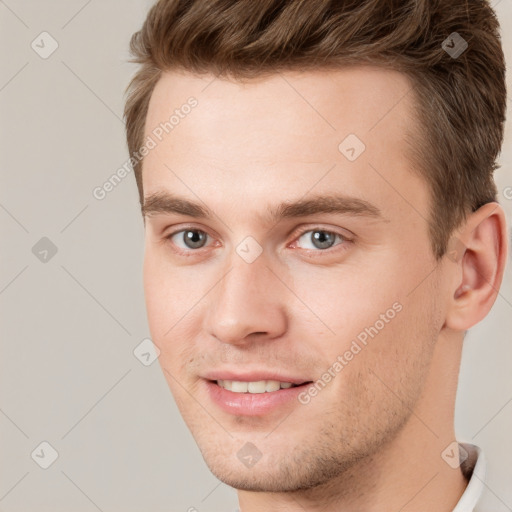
[452,443,486,512]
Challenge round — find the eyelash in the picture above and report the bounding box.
[163,225,353,257]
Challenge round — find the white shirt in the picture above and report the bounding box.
[456,443,486,512]
[235,443,487,512]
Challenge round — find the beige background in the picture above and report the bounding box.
[0,1,511,511]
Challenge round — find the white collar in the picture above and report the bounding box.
[452,443,486,512]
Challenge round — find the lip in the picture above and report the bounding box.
[203,378,313,416]
[201,371,311,385]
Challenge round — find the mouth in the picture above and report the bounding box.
[204,378,315,416]
[210,379,313,393]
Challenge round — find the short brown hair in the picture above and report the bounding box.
[124,0,507,259]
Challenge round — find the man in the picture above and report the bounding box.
[124,0,508,510]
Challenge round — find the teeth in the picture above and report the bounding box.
[217,380,298,393]
[231,381,248,393]
[265,380,280,392]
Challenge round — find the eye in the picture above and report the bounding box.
[164,226,351,256]
[167,228,211,251]
[294,228,348,251]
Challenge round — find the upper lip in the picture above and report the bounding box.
[202,370,312,385]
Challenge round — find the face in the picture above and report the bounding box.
[141,66,447,492]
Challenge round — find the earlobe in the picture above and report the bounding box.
[444,202,508,331]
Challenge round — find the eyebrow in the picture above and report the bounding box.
[142,191,385,224]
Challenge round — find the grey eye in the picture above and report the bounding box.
[174,229,209,249]
[297,230,342,250]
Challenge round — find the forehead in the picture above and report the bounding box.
[142,66,428,223]
[145,65,415,151]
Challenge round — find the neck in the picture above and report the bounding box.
[237,329,468,512]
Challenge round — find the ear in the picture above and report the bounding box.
[444,202,508,331]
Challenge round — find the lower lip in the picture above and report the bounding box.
[204,380,312,416]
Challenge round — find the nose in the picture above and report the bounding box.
[204,251,288,346]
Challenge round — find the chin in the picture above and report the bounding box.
[198,445,356,493]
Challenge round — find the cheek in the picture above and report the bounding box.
[287,262,403,342]
[143,249,209,375]
[142,250,188,357]
[143,251,167,333]
[339,280,440,413]
[288,252,439,373]
[143,248,191,330]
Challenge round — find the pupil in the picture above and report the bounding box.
[313,231,334,249]
[185,230,206,249]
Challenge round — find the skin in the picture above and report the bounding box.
[140,66,508,511]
